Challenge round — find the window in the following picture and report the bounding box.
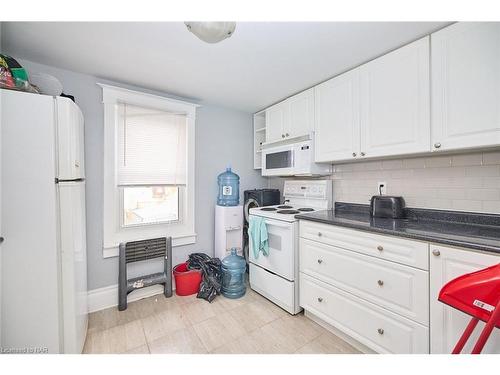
[101,84,198,258]
[123,186,179,226]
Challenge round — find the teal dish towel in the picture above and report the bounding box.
[248,216,269,259]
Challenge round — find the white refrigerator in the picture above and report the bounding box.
[0,89,88,353]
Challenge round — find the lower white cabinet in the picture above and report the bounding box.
[429,244,500,354]
[299,220,500,354]
[300,238,429,325]
[300,273,429,354]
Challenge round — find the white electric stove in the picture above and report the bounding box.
[248,180,332,314]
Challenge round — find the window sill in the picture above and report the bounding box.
[102,233,197,259]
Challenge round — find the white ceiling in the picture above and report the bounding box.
[1,22,450,112]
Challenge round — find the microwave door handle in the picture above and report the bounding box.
[290,149,295,167]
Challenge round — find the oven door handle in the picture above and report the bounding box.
[264,220,292,229]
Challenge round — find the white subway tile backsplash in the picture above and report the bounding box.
[332,151,500,214]
[482,151,500,165]
[451,153,483,166]
[451,200,483,212]
[465,188,500,201]
[465,165,500,177]
[402,157,426,169]
[482,177,500,188]
[425,156,452,168]
[381,160,404,170]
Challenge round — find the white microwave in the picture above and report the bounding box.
[261,140,332,177]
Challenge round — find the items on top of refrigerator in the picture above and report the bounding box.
[0,54,38,93]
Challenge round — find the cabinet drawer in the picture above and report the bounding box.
[299,273,429,354]
[300,221,429,270]
[300,238,429,325]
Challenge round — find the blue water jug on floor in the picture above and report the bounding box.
[221,248,246,299]
[217,167,240,206]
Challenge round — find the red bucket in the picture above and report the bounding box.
[173,262,202,296]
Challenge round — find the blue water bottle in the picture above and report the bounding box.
[221,248,246,299]
[217,167,240,206]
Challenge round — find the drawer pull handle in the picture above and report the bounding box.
[432,249,441,257]
[317,297,323,303]
[317,232,323,237]
[377,280,384,286]
[377,328,384,335]
[317,259,323,264]
[377,245,384,251]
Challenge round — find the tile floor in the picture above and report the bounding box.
[84,289,360,354]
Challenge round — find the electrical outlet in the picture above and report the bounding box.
[377,181,387,195]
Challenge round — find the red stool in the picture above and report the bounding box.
[438,263,500,354]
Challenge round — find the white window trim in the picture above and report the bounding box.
[99,83,199,258]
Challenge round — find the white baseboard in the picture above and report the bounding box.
[87,284,167,313]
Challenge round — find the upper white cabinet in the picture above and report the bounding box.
[265,103,286,143]
[431,22,500,152]
[359,37,430,158]
[265,88,314,143]
[287,89,315,138]
[315,37,431,163]
[430,245,500,354]
[315,69,360,162]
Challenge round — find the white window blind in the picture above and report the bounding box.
[117,103,187,186]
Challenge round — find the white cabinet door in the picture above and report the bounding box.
[314,69,360,162]
[58,181,88,353]
[286,88,314,138]
[430,244,500,354]
[359,37,430,158]
[265,103,287,143]
[57,97,85,180]
[431,22,500,152]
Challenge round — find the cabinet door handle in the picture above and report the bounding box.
[317,259,323,264]
[317,232,322,237]
[282,134,285,138]
[74,161,80,168]
[360,152,366,156]
[377,245,384,251]
[317,297,323,303]
[434,142,441,149]
[432,249,441,257]
[285,133,289,137]
[377,280,384,286]
[0,237,4,245]
[352,152,357,157]
[377,328,384,335]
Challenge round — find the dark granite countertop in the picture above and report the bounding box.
[295,202,500,255]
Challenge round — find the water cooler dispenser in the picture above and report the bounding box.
[215,167,243,259]
[215,205,243,259]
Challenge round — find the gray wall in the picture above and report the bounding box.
[17,59,267,290]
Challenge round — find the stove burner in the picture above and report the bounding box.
[277,205,293,209]
[260,207,278,211]
[298,208,315,212]
[277,209,300,214]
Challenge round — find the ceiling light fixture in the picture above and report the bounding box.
[184,22,236,44]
